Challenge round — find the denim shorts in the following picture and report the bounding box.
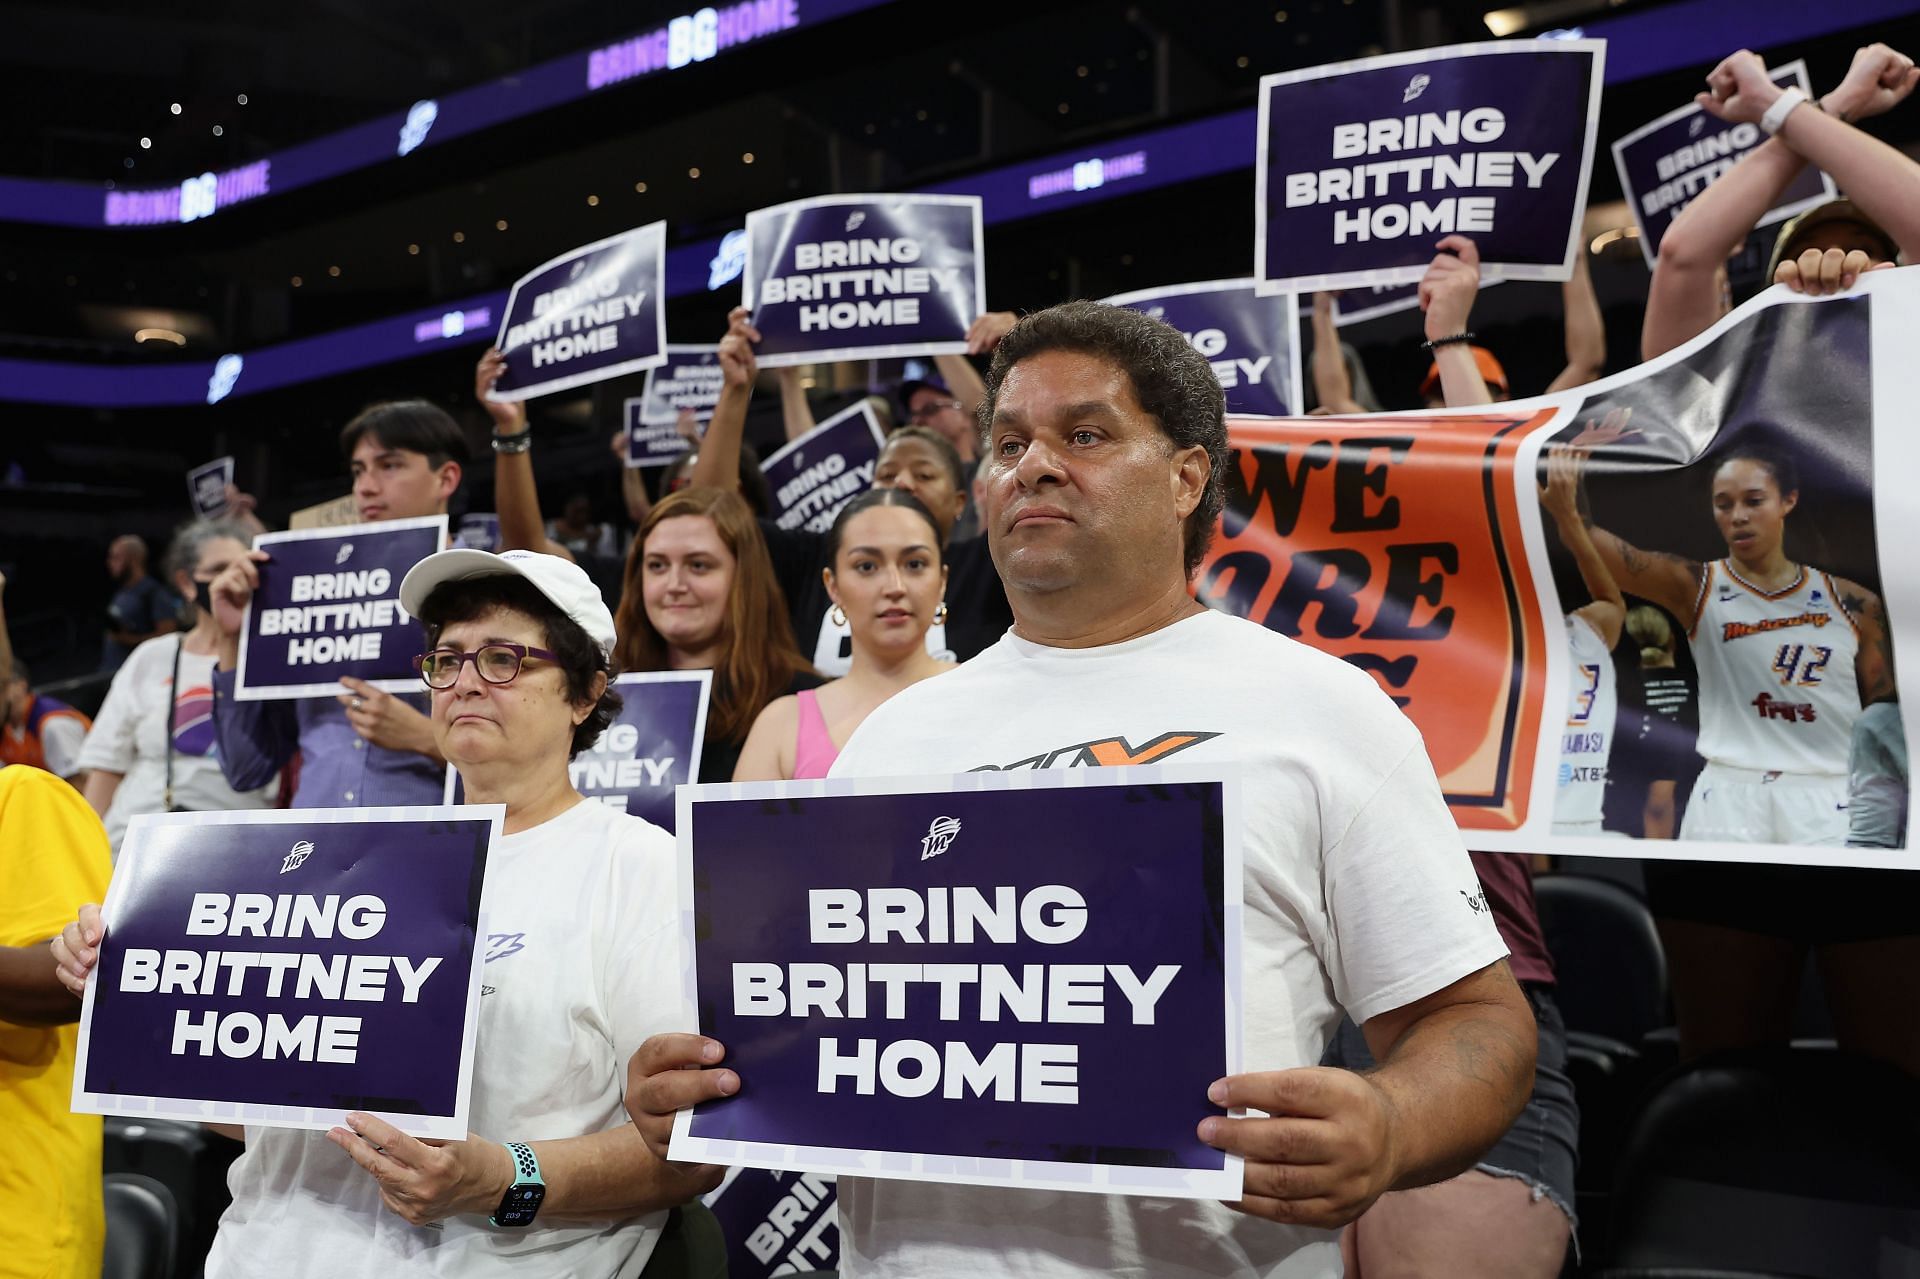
[1321,984,1579,1237]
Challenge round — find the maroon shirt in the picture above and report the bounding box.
[1469,850,1554,986]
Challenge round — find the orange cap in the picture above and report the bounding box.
[1421,344,1508,399]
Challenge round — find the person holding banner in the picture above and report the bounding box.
[56,547,718,1277]
[209,401,467,809]
[614,487,821,784]
[733,488,954,781]
[629,301,1536,1278]
[75,519,278,851]
[693,308,1013,671]
[1643,42,1920,360]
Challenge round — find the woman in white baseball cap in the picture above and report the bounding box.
[56,548,720,1279]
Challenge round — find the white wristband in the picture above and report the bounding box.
[1759,86,1807,136]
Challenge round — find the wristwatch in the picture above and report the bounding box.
[489,1141,546,1228]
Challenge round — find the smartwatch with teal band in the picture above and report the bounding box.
[490,1141,546,1228]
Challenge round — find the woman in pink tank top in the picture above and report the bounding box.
[734,490,955,780]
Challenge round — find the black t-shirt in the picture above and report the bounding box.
[761,518,1012,674]
[699,668,826,784]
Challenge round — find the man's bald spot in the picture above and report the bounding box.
[111,534,148,564]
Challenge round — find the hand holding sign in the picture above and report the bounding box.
[338,676,438,757]
[1418,235,1483,339]
[1775,249,1892,296]
[475,349,528,435]
[718,307,761,387]
[51,903,106,998]
[965,310,1018,356]
[1197,1067,1396,1228]
[210,548,270,663]
[624,1033,735,1167]
[328,1111,513,1227]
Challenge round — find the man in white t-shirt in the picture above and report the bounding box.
[628,302,1535,1278]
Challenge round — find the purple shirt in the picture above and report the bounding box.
[210,667,443,808]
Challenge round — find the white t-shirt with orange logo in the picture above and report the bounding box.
[828,608,1507,1279]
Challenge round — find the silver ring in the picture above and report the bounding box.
[351,696,366,710]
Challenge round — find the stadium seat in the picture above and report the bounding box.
[102,1118,240,1275]
[1599,1048,1920,1277]
[1533,873,1669,1048]
[102,1173,179,1279]
[639,1201,730,1278]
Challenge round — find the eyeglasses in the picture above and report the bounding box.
[908,398,961,423]
[414,643,558,689]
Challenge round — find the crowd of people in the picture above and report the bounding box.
[0,38,1914,1279]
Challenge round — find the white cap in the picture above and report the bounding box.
[399,548,618,659]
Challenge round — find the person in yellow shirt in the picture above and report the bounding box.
[0,765,113,1279]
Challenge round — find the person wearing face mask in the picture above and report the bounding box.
[208,401,466,808]
[692,308,1015,675]
[733,489,954,781]
[613,487,821,783]
[75,520,278,852]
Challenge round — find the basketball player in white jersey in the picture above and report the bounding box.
[1539,445,1626,835]
[1573,420,1896,845]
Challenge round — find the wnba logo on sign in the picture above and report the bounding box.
[920,816,961,861]
[281,841,315,874]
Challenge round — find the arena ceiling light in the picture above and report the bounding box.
[134,327,187,345]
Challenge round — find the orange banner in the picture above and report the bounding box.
[1199,412,1552,830]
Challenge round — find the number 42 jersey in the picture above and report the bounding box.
[1690,560,1862,776]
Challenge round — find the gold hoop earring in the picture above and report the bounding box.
[933,601,948,625]
[830,604,847,626]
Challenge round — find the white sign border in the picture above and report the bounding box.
[442,669,714,817]
[187,455,236,519]
[233,514,447,701]
[668,762,1247,1200]
[1254,39,1607,296]
[70,803,505,1140]
[743,192,988,369]
[487,220,670,402]
[1100,277,1307,419]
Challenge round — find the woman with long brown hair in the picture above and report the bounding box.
[615,487,820,782]
[476,350,819,782]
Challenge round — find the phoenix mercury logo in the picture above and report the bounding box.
[969,730,1221,772]
[280,840,314,874]
[335,543,354,565]
[1403,73,1431,104]
[845,210,867,233]
[920,816,962,861]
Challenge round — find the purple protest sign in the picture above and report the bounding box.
[626,345,720,468]
[1256,40,1605,294]
[704,1168,839,1277]
[1328,269,1504,327]
[72,805,499,1138]
[1612,61,1833,270]
[234,516,444,701]
[761,400,886,534]
[489,222,667,401]
[745,194,985,367]
[453,513,501,551]
[638,344,725,425]
[1102,278,1304,417]
[187,455,235,519]
[669,766,1244,1199]
[445,670,710,831]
